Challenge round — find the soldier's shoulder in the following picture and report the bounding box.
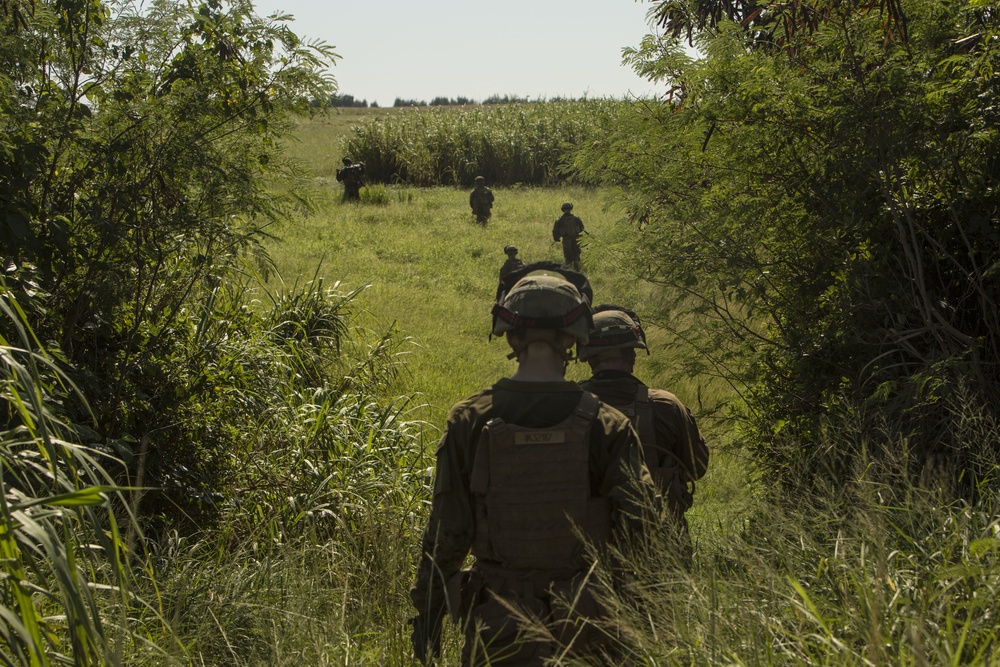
[647,387,686,408]
[592,397,633,431]
[647,387,699,424]
[447,387,495,421]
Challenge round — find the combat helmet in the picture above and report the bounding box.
[492,270,593,348]
[342,157,352,166]
[503,244,518,255]
[475,175,486,183]
[561,202,573,212]
[576,305,648,361]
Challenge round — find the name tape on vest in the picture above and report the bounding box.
[514,431,567,445]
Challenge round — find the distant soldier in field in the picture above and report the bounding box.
[498,245,524,281]
[552,202,585,269]
[469,175,495,225]
[496,245,525,300]
[577,305,709,563]
[336,157,365,201]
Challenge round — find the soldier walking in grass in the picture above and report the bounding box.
[469,175,495,225]
[578,305,709,564]
[496,245,526,300]
[552,202,585,269]
[410,264,655,666]
[498,245,524,281]
[336,157,365,201]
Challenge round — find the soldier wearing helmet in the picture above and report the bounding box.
[552,202,586,269]
[410,265,654,666]
[336,157,365,201]
[469,175,495,225]
[498,244,524,282]
[578,306,709,562]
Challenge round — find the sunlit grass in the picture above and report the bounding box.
[91,107,1000,666]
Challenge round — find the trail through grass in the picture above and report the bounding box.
[267,111,750,560]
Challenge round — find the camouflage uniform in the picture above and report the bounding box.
[410,380,650,666]
[335,158,364,201]
[579,372,708,524]
[499,248,525,282]
[499,257,524,280]
[470,179,495,224]
[410,269,654,666]
[552,207,585,269]
[578,308,709,561]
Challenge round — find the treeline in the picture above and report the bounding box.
[329,93,373,107]
[328,93,600,108]
[343,100,624,186]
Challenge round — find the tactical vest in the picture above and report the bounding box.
[469,392,611,572]
[607,385,693,513]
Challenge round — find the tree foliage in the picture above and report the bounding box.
[1,0,337,525]
[577,0,1000,489]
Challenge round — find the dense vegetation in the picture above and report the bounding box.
[342,100,624,186]
[577,0,1000,493]
[0,0,425,662]
[2,0,999,663]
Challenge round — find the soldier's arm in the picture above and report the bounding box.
[650,392,709,480]
[590,409,657,537]
[410,421,475,620]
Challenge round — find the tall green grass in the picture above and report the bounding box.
[589,404,1000,666]
[9,104,995,666]
[0,281,137,665]
[342,101,626,186]
[109,274,429,665]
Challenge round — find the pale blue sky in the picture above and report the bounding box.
[251,0,663,106]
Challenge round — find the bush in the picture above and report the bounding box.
[576,0,1000,492]
[0,0,337,526]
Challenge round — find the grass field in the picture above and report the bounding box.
[268,110,750,537]
[240,111,1000,667]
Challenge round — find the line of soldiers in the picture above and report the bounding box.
[338,167,587,271]
[410,262,709,665]
[472,175,586,270]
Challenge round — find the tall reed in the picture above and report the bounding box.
[343,101,626,187]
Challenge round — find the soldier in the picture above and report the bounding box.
[410,265,655,666]
[336,157,365,201]
[552,202,585,269]
[469,175,495,225]
[578,306,709,562]
[498,245,524,281]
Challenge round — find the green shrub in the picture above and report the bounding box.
[0,0,338,528]
[577,0,1000,492]
[361,184,391,205]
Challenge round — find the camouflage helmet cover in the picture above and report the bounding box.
[577,307,647,361]
[561,202,573,211]
[492,272,592,344]
[342,157,352,165]
[503,244,518,255]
